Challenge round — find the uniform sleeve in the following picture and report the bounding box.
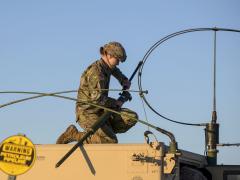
[111,67,128,85]
[87,67,118,108]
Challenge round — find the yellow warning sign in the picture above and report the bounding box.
[0,135,36,176]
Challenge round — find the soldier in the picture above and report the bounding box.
[56,41,138,144]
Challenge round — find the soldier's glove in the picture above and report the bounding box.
[118,91,132,103]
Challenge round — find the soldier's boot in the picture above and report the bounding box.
[56,125,79,144]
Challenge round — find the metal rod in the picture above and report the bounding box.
[213,30,217,114]
[211,29,217,123]
[129,61,143,82]
[55,111,112,168]
[207,29,219,166]
[217,143,240,147]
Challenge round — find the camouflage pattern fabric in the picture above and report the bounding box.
[76,59,128,115]
[103,42,127,62]
[76,59,138,143]
[77,108,138,143]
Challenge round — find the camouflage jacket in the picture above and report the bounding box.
[76,59,128,116]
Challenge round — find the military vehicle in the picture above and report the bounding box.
[0,27,240,180]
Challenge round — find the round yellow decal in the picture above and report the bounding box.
[0,135,36,176]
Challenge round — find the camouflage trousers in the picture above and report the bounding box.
[76,108,138,143]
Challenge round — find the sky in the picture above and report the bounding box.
[0,0,240,165]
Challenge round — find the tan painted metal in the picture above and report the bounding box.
[0,143,166,180]
[0,143,213,180]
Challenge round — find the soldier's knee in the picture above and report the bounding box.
[109,137,118,144]
[129,112,138,125]
[134,112,138,120]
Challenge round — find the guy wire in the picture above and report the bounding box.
[0,89,147,109]
[139,92,150,131]
[0,91,166,134]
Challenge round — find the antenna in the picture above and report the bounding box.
[212,29,217,123]
[206,28,219,165]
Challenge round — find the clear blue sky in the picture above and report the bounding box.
[0,0,239,165]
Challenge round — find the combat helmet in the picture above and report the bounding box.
[101,41,127,62]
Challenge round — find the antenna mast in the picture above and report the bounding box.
[206,29,219,165]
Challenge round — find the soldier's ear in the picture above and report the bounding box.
[100,47,104,55]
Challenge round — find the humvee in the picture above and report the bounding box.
[0,142,239,180]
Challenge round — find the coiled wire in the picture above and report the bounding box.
[138,27,240,126]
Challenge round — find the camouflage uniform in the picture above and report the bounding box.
[76,59,138,143]
[56,42,137,144]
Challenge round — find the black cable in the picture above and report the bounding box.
[138,27,240,126]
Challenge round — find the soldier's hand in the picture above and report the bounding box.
[118,91,132,103]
